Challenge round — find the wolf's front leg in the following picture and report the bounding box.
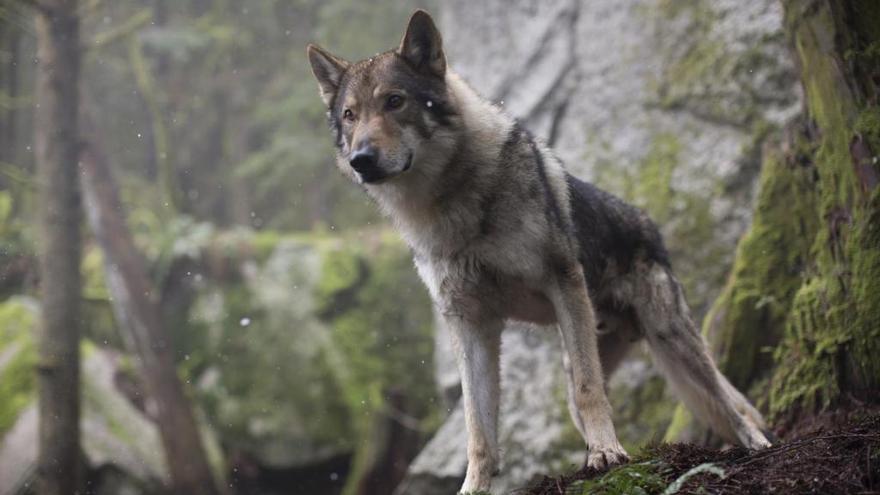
[548,265,628,470]
[445,313,503,494]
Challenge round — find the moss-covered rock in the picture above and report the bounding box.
[190,235,355,467]
[183,229,438,490]
[314,232,437,495]
[0,297,38,438]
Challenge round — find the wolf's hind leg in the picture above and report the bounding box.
[633,264,771,450]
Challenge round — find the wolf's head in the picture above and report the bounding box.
[307,11,461,187]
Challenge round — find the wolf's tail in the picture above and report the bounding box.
[633,264,771,449]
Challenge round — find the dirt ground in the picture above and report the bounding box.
[523,410,880,495]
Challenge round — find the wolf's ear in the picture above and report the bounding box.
[307,44,350,106]
[398,10,446,78]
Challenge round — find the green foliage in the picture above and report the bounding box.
[189,237,356,464]
[0,190,31,299]
[610,372,678,452]
[0,297,38,438]
[315,234,437,493]
[80,247,121,347]
[317,235,435,421]
[571,461,667,495]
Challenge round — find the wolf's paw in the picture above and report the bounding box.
[747,432,773,450]
[587,443,629,471]
[738,423,773,450]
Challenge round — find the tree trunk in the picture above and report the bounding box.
[671,0,880,440]
[80,133,220,495]
[766,0,880,419]
[33,0,82,493]
[0,5,22,173]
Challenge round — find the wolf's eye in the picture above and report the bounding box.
[343,109,355,121]
[386,94,404,110]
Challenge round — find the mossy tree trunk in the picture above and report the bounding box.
[669,0,879,441]
[766,0,880,419]
[32,0,83,492]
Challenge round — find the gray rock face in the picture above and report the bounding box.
[397,1,799,493]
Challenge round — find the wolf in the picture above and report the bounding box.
[307,10,771,494]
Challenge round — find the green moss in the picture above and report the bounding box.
[707,144,820,391]
[594,132,724,317]
[610,373,677,452]
[663,407,694,444]
[571,461,667,495]
[314,244,368,318]
[843,186,880,394]
[0,298,38,438]
[0,339,36,437]
[763,1,880,419]
[690,0,880,423]
[855,107,880,146]
[649,0,793,128]
[80,247,120,347]
[250,230,284,261]
[769,278,841,415]
[316,237,436,495]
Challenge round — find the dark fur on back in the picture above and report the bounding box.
[565,174,670,290]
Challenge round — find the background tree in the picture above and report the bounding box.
[81,131,220,495]
[32,0,82,492]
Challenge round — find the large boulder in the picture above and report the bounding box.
[185,230,436,493]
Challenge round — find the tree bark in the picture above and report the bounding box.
[33,0,82,493]
[670,0,880,440]
[80,133,220,495]
[0,5,22,172]
[765,0,880,418]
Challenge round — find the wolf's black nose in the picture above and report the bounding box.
[349,146,378,173]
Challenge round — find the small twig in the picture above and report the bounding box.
[86,8,151,51]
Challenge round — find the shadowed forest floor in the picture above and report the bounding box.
[523,410,880,495]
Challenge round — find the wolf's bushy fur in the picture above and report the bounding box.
[308,10,770,494]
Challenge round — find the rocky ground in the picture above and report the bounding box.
[524,410,880,495]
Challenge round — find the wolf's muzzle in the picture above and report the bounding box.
[349,146,387,183]
[350,146,379,175]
